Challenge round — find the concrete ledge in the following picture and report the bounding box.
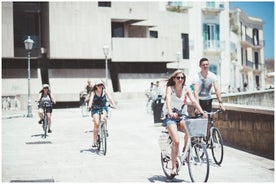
[213,102,274,115]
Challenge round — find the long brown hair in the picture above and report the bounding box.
[166,70,186,87]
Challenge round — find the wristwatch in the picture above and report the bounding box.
[219,101,223,104]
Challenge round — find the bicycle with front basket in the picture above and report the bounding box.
[159,112,210,182]
[204,109,224,165]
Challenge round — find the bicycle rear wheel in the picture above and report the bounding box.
[188,142,209,182]
[101,122,107,155]
[210,128,224,165]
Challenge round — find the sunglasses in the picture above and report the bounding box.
[43,87,48,89]
[96,84,103,87]
[175,76,184,80]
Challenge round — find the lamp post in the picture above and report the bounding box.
[24,36,34,118]
[103,45,109,87]
[176,51,181,70]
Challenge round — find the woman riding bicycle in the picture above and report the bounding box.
[88,80,116,148]
[37,84,56,133]
[164,70,207,177]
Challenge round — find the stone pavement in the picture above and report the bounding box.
[2,99,275,182]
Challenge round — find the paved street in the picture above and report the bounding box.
[2,98,274,182]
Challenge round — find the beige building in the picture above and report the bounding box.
[229,7,265,92]
[2,2,267,110]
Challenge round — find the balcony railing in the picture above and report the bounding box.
[244,35,264,47]
[203,40,225,51]
[202,2,225,13]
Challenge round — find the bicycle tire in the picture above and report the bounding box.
[188,142,209,182]
[160,152,180,180]
[81,103,89,117]
[210,128,224,165]
[43,114,48,138]
[96,134,101,151]
[101,122,107,155]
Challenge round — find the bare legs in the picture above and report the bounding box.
[167,121,188,175]
[92,111,107,144]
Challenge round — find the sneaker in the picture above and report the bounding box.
[92,143,97,148]
[38,119,43,124]
[48,129,52,133]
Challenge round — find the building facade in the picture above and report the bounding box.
[2,1,266,108]
[229,7,265,92]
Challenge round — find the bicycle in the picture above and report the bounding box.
[159,112,210,182]
[41,101,52,138]
[80,93,89,117]
[204,109,224,165]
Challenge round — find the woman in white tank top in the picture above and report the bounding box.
[164,70,207,177]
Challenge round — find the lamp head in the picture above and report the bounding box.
[24,36,34,51]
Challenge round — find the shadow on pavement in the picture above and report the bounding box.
[148,175,186,183]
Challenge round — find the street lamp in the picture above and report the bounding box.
[103,45,109,87]
[24,36,34,118]
[176,51,181,70]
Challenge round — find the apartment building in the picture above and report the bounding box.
[229,7,265,92]
[2,1,266,109]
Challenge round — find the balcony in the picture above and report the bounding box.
[203,40,225,53]
[111,37,181,62]
[202,2,225,14]
[166,2,192,13]
[241,35,264,49]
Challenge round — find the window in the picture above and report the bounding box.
[203,23,220,48]
[209,64,217,75]
[98,1,111,7]
[206,2,215,8]
[203,23,219,41]
[253,28,259,45]
[254,52,259,69]
[112,22,124,37]
[13,2,41,57]
[150,31,158,38]
[181,33,189,59]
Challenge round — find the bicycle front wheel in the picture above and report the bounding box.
[210,128,224,165]
[43,115,48,138]
[188,142,209,182]
[160,152,180,180]
[101,122,107,155]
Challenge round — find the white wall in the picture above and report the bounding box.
[2,2,14,58]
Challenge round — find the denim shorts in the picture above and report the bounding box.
[91,106,108,116]
[164,115,178,127]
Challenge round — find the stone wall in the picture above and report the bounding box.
[216,108,274,159]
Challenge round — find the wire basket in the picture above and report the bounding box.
[158,131,172,154]
[185,118,208,137]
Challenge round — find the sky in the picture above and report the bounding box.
[229,1,275,60]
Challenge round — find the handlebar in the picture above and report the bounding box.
[204,109,223,116]
[172,108,204,122]
[42,101,53,108]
